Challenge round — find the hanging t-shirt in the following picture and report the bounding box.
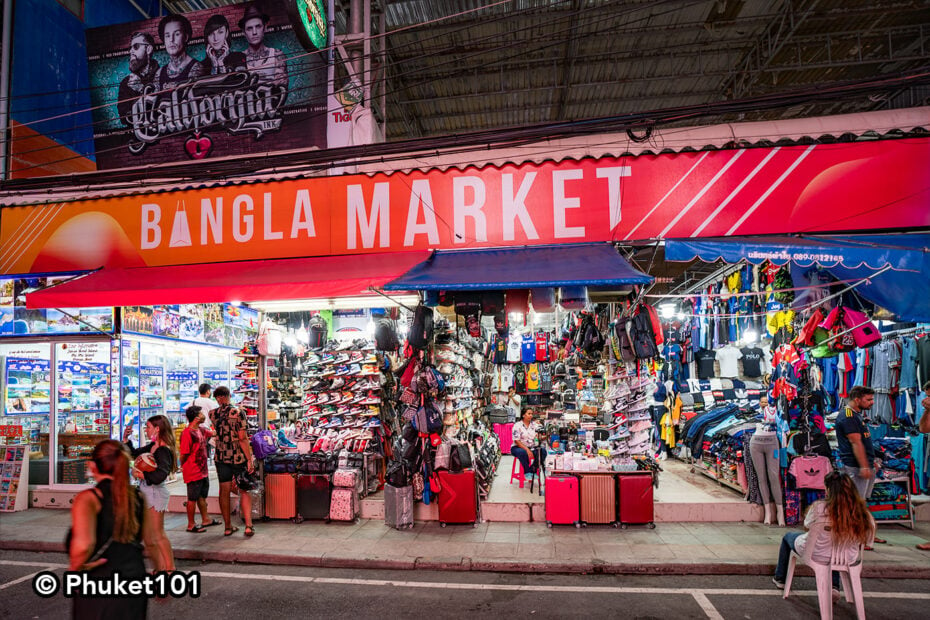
[788,455,833,490]
[513,364,527,393]
[526,363,540,391]
[740,347,764,377]
[493,336,507,364]
[694,349,717,379]
[716,346,742,378]
[507,335,522,363]
[539,364,552,392]
[535,332,548,362]
[521,334,536,364]
[498,365,514,392]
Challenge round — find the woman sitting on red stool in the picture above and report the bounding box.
[511,409,546,482]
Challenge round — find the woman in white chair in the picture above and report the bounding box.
[773,470,875,591]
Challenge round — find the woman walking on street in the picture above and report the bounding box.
[124,415,177,572]
[68,440,148,619]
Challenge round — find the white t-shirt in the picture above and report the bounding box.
[506,335,522,363]
[494,366,514,392]
[192,396,218,429]
[504,392,521,418]
[716,346,743,378]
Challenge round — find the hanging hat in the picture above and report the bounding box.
[238,3,271,29]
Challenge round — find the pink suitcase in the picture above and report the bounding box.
[617,473,655,528]
[329,487,360,522]
[333,468,362,490]
[493,423,514,455]
[545,475,580,528]
[264,473,297,520]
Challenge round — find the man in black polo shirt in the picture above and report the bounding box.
[835,385,879,500]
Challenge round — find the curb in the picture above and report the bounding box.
[3,540,928,579]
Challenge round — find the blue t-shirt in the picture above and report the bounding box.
[834,407,875,467]
[521,335,536,364]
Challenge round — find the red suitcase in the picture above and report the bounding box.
[264,473,297,520]
[617,473,655,528]
[544,475,580,528]
[437,470,480,527]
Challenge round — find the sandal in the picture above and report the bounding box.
[186,525,206,533]
[224,526,239,536]
[201,519,221,527]
[244,526,255,537]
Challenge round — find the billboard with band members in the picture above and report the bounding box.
[85,0,327,169]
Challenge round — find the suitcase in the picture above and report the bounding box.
[296,474,331,522]
[264,473,297,520]
[329,487,360,522]
[545,475,580,528]
[578,473,616,526]
[617,473,655,528]
[333,468,363,491]
[437,470,480,527]
[384,484,414,530]
[493,423,514,455]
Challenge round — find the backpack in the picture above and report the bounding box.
[408,305,433,350]
[412,401,443,434]
[614,317,636,362]
[450,442,472,472]
[308,316,327,350]
[257,320,282,357]
[629,311,659,359]
[374,318,400,351]
[434,441,452,470]
[250,430,279,460]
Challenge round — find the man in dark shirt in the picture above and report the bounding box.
[835,385,879,500]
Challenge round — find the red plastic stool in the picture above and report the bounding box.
[510,456,525,488]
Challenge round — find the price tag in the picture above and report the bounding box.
[0,426,24,438]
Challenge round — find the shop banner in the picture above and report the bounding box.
[84,0,327,170]
[1,138,928,274]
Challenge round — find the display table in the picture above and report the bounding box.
[27,457,90,485]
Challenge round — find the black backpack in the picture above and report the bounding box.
[374,318,400,351]
[308,316,327,350]
[407,305,434,350]
[629,312,659,359]
[614,317,636,362]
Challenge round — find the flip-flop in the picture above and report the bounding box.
[186,525,206,533]
[244,526,255,537]
[201,519,221,527]
[224,526,239,536]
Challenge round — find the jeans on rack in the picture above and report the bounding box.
[750,433,783,506]
[774,531,840,589]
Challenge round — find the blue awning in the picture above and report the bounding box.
[383,243,652,291]
[664,235,927,271]
[665,233,930,322]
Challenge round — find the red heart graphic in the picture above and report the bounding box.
[184,134,213,159]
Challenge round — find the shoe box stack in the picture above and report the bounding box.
[602,362,655,467]
[433,324,484,432]
[233,340,260,422]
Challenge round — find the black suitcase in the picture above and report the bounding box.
[296,474,331,522]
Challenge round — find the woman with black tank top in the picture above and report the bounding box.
[68,439,148,619]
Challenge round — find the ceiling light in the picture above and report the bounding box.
[658,302,677,319]
[250,294,420,313]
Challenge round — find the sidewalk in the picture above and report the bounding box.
[2,508,929,577]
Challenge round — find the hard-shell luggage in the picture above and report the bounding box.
[493,422,514,455]
[264,473,297,520]
[578,473,617,526]
[329,487,360,522]
[617,473,655,528]
[545,475,580,528]
[384,484,414,530]
[296,474,330,522]
[333,468,363,493]
[437,470,479,527]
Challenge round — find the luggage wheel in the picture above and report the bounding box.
[292,516,304,524]
[261,516,270,522]
[611,522,619,528]
[546,521,552,528]
[620,523,627,529]
[473,522,479,528]
[574,522,581,529]
[581,523,587,528]
[648,522,656,529]
[440,522,447,528]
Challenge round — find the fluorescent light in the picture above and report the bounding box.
[743,329,759,343]
[658,302,676,319]
[250,294,420,313]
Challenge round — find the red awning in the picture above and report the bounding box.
[26,252,430,308]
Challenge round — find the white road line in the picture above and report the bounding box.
[0,561,927,601]
[623,151,709,240]
[724,144,816,236]
[0,568,53,590]
[691,591,724,620]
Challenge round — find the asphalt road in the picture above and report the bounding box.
[0,549,927,619]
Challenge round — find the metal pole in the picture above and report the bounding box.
[0,0,15,181]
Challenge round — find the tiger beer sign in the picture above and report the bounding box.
[1,138,928,275]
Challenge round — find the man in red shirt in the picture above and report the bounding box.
[180,405,219,532]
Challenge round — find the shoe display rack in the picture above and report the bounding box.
[602,362,655,467]
[433,324,484,432]
[233,340,260,422]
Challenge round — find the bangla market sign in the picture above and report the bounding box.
[0,138,928,274]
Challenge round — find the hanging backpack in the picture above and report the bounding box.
[629,311,659,359]
[308,315,327,350]
[257,320,282,357]
[375,318,400,351]
[839,307,881,348]
[250,430,279,460]
[407,305,433,350]
[614,316,636,362]
[412,401,443,434]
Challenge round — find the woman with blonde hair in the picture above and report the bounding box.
[123,414,177,572]
[68,440,147,618]
[773,470,875,592]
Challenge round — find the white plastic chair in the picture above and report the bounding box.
[783,522,866,620]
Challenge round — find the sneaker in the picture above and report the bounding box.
[330,377,345,390]
[349,351,364,362]
[772,577,785,589]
